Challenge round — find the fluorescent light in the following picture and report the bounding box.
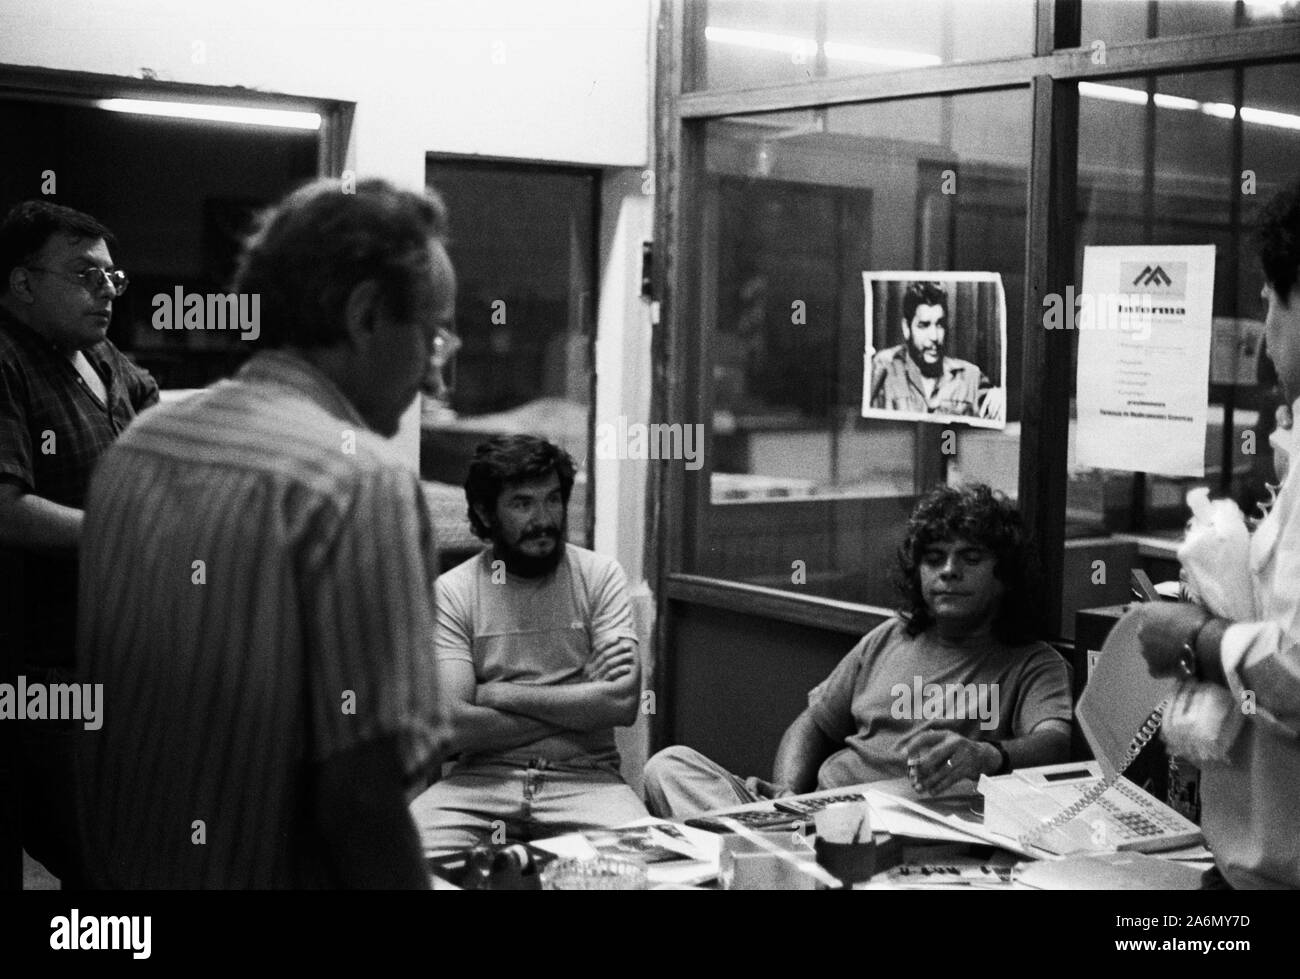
[96,98,321,130]
[822,41,940,68]
[1241,105,1300,131]
[703,26,817,58]
[1152,93,1199,111]
[704,27,938,68]
[1079,81,1148,105]
[1079,82,1300,130]
[1200,101,1237,120]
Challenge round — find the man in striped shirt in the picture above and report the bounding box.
[76,178,451,888]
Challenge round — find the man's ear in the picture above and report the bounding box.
[7,266,36,304]
[342,279,384,350]
[472,502,494,533]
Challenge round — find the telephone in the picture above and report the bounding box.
[979,600,1207,857]
[979,760,1203,856]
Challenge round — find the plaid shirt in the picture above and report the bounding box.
[0,305,158,666]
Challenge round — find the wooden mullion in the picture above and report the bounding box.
[647,0,686,751]
[680,57,1042,118]
[1020,74,1077,640]
[678,22,1300,120]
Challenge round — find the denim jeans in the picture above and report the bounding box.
[410,755,648,856]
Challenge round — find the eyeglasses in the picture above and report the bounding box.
[422,327,461,400]
[431,326,461,365]
[26,265,129,297]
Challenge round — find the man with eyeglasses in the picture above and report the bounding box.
[0,200,158,888]
[75,178,450,888]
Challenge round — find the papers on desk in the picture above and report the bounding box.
[533,818,720,888]
[864,777,1035,853]
[1015,851,1206,890]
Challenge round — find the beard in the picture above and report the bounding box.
[908,342,944,378]
[491,518,567,578]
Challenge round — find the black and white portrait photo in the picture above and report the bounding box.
[862,273,1007,428]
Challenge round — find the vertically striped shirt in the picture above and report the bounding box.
[76,350,441,889]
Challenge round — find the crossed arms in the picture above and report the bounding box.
[438,637,642,756]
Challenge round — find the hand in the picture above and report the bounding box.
[743,776,794,800]
[584,637,637,682]
[897,729,991,796]
[1278,403,1293,432]
[978,386,1005,421]
[1134,602,1210,678]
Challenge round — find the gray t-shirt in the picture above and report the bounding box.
[435,543,639,764]
[808,616,1072,788]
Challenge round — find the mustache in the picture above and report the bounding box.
[521,528,559,540]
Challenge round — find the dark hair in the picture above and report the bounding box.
[0,200,116,295]
[231,177,449,349]
[895,483,1043,645]
[464,435,577,540]
[1257,180,1300,305]
[902,280,948,325]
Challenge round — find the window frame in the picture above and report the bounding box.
[422,154,603,547]
[648,0,1300,681]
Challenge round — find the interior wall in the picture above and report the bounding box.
[0,0,650,175]
[0,0,653,481]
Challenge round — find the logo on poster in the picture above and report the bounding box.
[1120,260,1187,299]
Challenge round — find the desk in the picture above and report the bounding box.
[509,780,1213,890]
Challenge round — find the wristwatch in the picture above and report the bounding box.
[1180,614,1212,680]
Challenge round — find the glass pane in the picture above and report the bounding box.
[1068,64,1300,548]
[423,161,596,551]
[1077,0,1294,47]
[691,0,1034,91]
[692,89,1030,605]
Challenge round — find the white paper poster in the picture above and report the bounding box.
[1073,245,1216,477]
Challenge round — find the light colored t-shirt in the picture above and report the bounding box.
[807,616,1072,787]
[436,543,639,764]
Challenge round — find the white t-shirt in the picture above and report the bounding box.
[435,543,638,764]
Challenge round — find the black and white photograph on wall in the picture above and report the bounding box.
[862,272,1007,429]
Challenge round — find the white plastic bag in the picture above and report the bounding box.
[1164,489,1253,764]
[1176,488,1257,622]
